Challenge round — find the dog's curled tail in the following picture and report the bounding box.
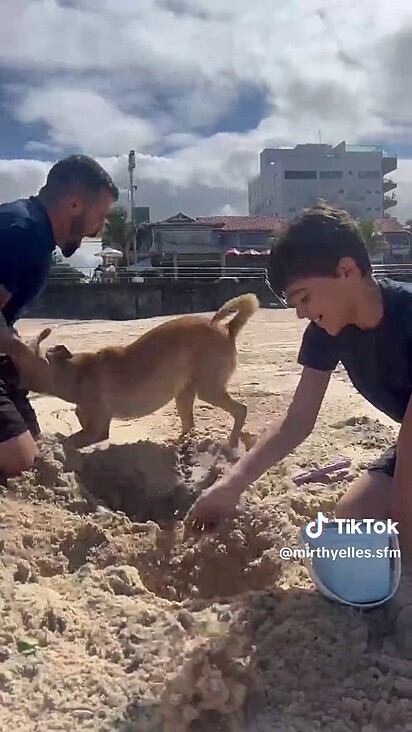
[211,293,259,340]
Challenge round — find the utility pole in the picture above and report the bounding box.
[128,149,137,266]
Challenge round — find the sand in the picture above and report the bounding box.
[1,309,411,731]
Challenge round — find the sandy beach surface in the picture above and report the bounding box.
[1,307,411,731]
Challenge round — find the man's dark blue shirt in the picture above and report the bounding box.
[0,196,56,325]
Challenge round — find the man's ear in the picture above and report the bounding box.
[45,344,73,363]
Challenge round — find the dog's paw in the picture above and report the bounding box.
[220,444,240,462]
[174,428,198,446]
[240,431,258,451]
[63,431,92,449]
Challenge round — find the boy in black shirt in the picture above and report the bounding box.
[184,202,412,656]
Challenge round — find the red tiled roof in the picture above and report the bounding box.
[375,217,409,234]
[196,216,288,232]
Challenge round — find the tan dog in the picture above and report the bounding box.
[6,294,259,448]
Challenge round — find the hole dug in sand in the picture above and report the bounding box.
[72,436,242,525]
[68,439,284,602]
[133,504,284,603]
[8,435,284,602]
[73,440,205,524]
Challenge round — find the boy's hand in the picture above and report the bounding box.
[183,481,242,536]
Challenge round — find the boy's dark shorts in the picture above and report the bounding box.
[0,356,40,443]
[368,445,396,478]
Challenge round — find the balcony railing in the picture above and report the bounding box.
[384,195,397,209]
[383,178,397,192]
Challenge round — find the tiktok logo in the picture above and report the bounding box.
[305,511,329,539]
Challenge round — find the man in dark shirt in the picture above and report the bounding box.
[0,154,118,477]
[184,202,412,656]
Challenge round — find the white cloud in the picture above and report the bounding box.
[14,87,157,156]
[0,159,50,201]
[2,0,412,221]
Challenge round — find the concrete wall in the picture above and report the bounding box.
[24,279,277,321]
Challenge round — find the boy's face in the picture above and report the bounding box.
[285,259,358,336]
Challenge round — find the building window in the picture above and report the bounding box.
[284,170,317,179]
[366,190,372,194]
[358,171,380,179]
[338,189,344,194]
[319,170,343,179]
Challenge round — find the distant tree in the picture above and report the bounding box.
[102,206,134,264]
[47,251,88,283]
[357,218,388,257]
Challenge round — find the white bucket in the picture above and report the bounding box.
[300,521,401,609]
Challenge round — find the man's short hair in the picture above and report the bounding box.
[268,201,372,296]
[40,155,119,204]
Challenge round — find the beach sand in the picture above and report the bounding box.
[0,308,410,731]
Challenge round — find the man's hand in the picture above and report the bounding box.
[0,327,22,355]
[183,480,241,536]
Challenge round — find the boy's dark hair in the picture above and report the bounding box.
[39,155,119,205]
[268,201,372,296]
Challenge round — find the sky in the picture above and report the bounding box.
[2,0,412,241]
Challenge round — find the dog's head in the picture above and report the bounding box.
[12,327,78,399]
[28,328,73,364]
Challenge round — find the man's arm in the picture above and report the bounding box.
[0,285,29,359]
[218,366,332,496]
[0,284,11,329]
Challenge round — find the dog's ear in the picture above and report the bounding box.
[28,327,52,356]
[37,327,52,344]
[45,344,73,363]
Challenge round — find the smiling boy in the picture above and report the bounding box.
[184,202,412,656]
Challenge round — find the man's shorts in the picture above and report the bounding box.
[0,355,40,443]
[368,445,396,478]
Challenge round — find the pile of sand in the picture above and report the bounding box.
[0,419,411,732]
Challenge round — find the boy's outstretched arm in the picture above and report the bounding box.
[184,366,332,533]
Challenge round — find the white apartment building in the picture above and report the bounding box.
[248,141,397,220]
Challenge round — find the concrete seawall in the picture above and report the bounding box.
[24,279,279,321]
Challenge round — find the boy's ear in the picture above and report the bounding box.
[336,256,357,278]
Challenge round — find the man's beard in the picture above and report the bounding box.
[60,212,86,258]
[61,241,81,258]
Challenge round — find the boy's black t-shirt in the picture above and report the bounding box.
[297,278,412,424]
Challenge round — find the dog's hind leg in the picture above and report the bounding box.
[175,383,196,440]
[197,384,247,447]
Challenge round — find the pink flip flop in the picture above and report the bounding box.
[293,459,352,486]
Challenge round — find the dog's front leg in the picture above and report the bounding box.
[65,402,111,448]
